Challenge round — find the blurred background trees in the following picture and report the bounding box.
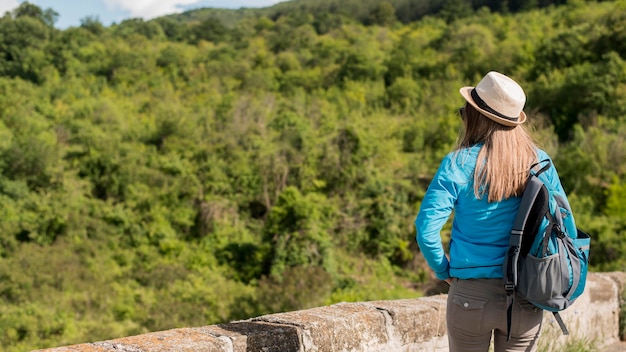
[1,0,626,350]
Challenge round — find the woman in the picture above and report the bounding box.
[415,71,569,352]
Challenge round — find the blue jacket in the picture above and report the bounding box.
[415,145,567,280]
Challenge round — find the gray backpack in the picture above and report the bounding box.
[503,160,591,340]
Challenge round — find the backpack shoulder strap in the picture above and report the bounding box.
[511,175,545,235]
[503,174,545,340]
[503,159,552,341]
[531,159,551,178]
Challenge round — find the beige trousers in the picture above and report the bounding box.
[446,278,543,352]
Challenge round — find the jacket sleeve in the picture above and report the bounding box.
[415,156,458,280]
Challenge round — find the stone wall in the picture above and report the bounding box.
[37,272,625,352]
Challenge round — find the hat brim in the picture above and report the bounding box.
[459,87,526,127]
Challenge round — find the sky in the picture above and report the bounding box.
[0,0,290,29]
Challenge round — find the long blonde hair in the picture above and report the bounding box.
[457,104,538,202]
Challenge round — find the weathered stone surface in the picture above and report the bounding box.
[605,271,626,295]
[195,325,249,351]
[362,295,448,351]
[35,328,232,352]
[539,272,620,351]
[33,272,625,352]
[251,302,389,351]
[34,346,110,352]
[97,328,232,351]
[213,321,300,352]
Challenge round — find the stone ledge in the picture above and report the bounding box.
[539,272,623,350]
[36,272,624,352]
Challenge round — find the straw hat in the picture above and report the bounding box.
[459,71,527,126]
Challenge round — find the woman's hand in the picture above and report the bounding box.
[444,278,453,285]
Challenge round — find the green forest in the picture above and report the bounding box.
[0,0,625,350]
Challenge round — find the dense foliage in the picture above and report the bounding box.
[0,0,625,350]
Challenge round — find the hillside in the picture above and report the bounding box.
[163,0,575,27]
[0,0,625,350]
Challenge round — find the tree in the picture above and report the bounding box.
[191,17,229,44]
[439,0,473,23]
[366,2,397,27]
[80,16,104,35]
[112,18,165,40]
[262,187,335,279]
[154,17,190,42]
[13,2,58,27]
[0,9,54,82]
